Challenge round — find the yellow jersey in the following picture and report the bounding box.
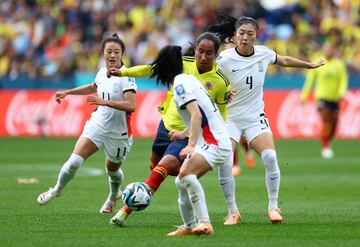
[301,57,348,102]
[121,56,230,131]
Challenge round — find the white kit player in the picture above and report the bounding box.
[209,15,325,223]
[37,34,137,214]
[147,45,232,236]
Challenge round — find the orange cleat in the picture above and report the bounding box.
[167,225,194,236]
[268,208,283,223]
[245,152,256,169]
[191,223,214,236]
[232,166,241,176]
[224,211,241,225]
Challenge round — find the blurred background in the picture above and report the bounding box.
[0,0,359,139]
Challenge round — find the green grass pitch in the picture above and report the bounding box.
[0,138,359,247]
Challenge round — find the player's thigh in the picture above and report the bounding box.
[226,121,242,145]
[73,136,99,159]
[104,137,133,164]
[249,132,275,155]
[180,145,231,178]
[151,120,172,158]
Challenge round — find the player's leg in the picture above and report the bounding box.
[176,153,214,236]
[37,136,98,205]
[240,136,256,169]
[250,132,282,223]
[101,138,132,213]
[318,101,338,158]
[232,146,241,176]
[167,176,196,236]
[219,138,241,225]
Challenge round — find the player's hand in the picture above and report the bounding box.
[169,130,186,141]
[179,145,195,160]
[55,91,67,104]
[86,95,105,106]
[227,89,237,103]
[107,67,122,78]
[308,58,325,69]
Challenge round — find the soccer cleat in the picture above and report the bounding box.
[321,147,334,159]
[224,211,241,225]
[268,208,283,223]
[110,208,130,226]
[100,193,121,213]
[167,225,194,236]
[245,152,256,169]
[191,222,214,236]
[37,187,60,205]
[232,166,241,176]
[100,200,117,213]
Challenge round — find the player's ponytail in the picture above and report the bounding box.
[150,45,183,88]
[207,12,237,44]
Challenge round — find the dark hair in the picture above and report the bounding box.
[150,45,183,88]
[101,33,126,54]
[183,32,221,56]
[208,13,259,43]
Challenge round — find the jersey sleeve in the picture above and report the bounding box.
[173,78,196,109]
[122,77,137,93]
[267,47,277,64]
[121,65,152,77]
[214,69,230,120]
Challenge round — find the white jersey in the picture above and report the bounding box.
[173,74,231,149]
[87,66,137,139]
[216,45,276,125]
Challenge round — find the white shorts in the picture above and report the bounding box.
[82,122,133,163]
[195,143,232,169]
[226,113,272,144]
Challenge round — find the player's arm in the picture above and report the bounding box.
[276,55,325,69]
[179,101,202,159]
[86,90,136,112]
[337,62,348,99]
[300,69,316,102]
[55,83,97,104]
[108,65,153,78]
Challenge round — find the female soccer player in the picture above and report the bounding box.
[301,42,348,159]
[36,33,137,214]
[208,15,325,223]
[108,32,240,226]
[151,45,232,236]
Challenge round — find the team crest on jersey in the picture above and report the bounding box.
[113,83,119,93]
[205,81,213,90]
[258,61,264,72]
[175,84,185,95]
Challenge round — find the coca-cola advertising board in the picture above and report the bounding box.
[0,90,359,138]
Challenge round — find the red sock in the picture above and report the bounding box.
[144,164,168,192]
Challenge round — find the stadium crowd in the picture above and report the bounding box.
[0,0,359,82]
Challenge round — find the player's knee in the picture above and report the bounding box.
[67,153,84,172]
[261,149,277,167]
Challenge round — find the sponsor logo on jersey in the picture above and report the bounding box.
[205,81,213,90]
[232,68,240,72]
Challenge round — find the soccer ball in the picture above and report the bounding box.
[121,182,152,211]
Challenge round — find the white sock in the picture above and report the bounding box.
[54,153,84,192]
[106,168,124,201]
[175,176,196,229]
[261,149,280,210]
[218,157,239,214]
[180,174,210,224]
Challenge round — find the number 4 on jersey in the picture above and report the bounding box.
[246,76,253,90]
